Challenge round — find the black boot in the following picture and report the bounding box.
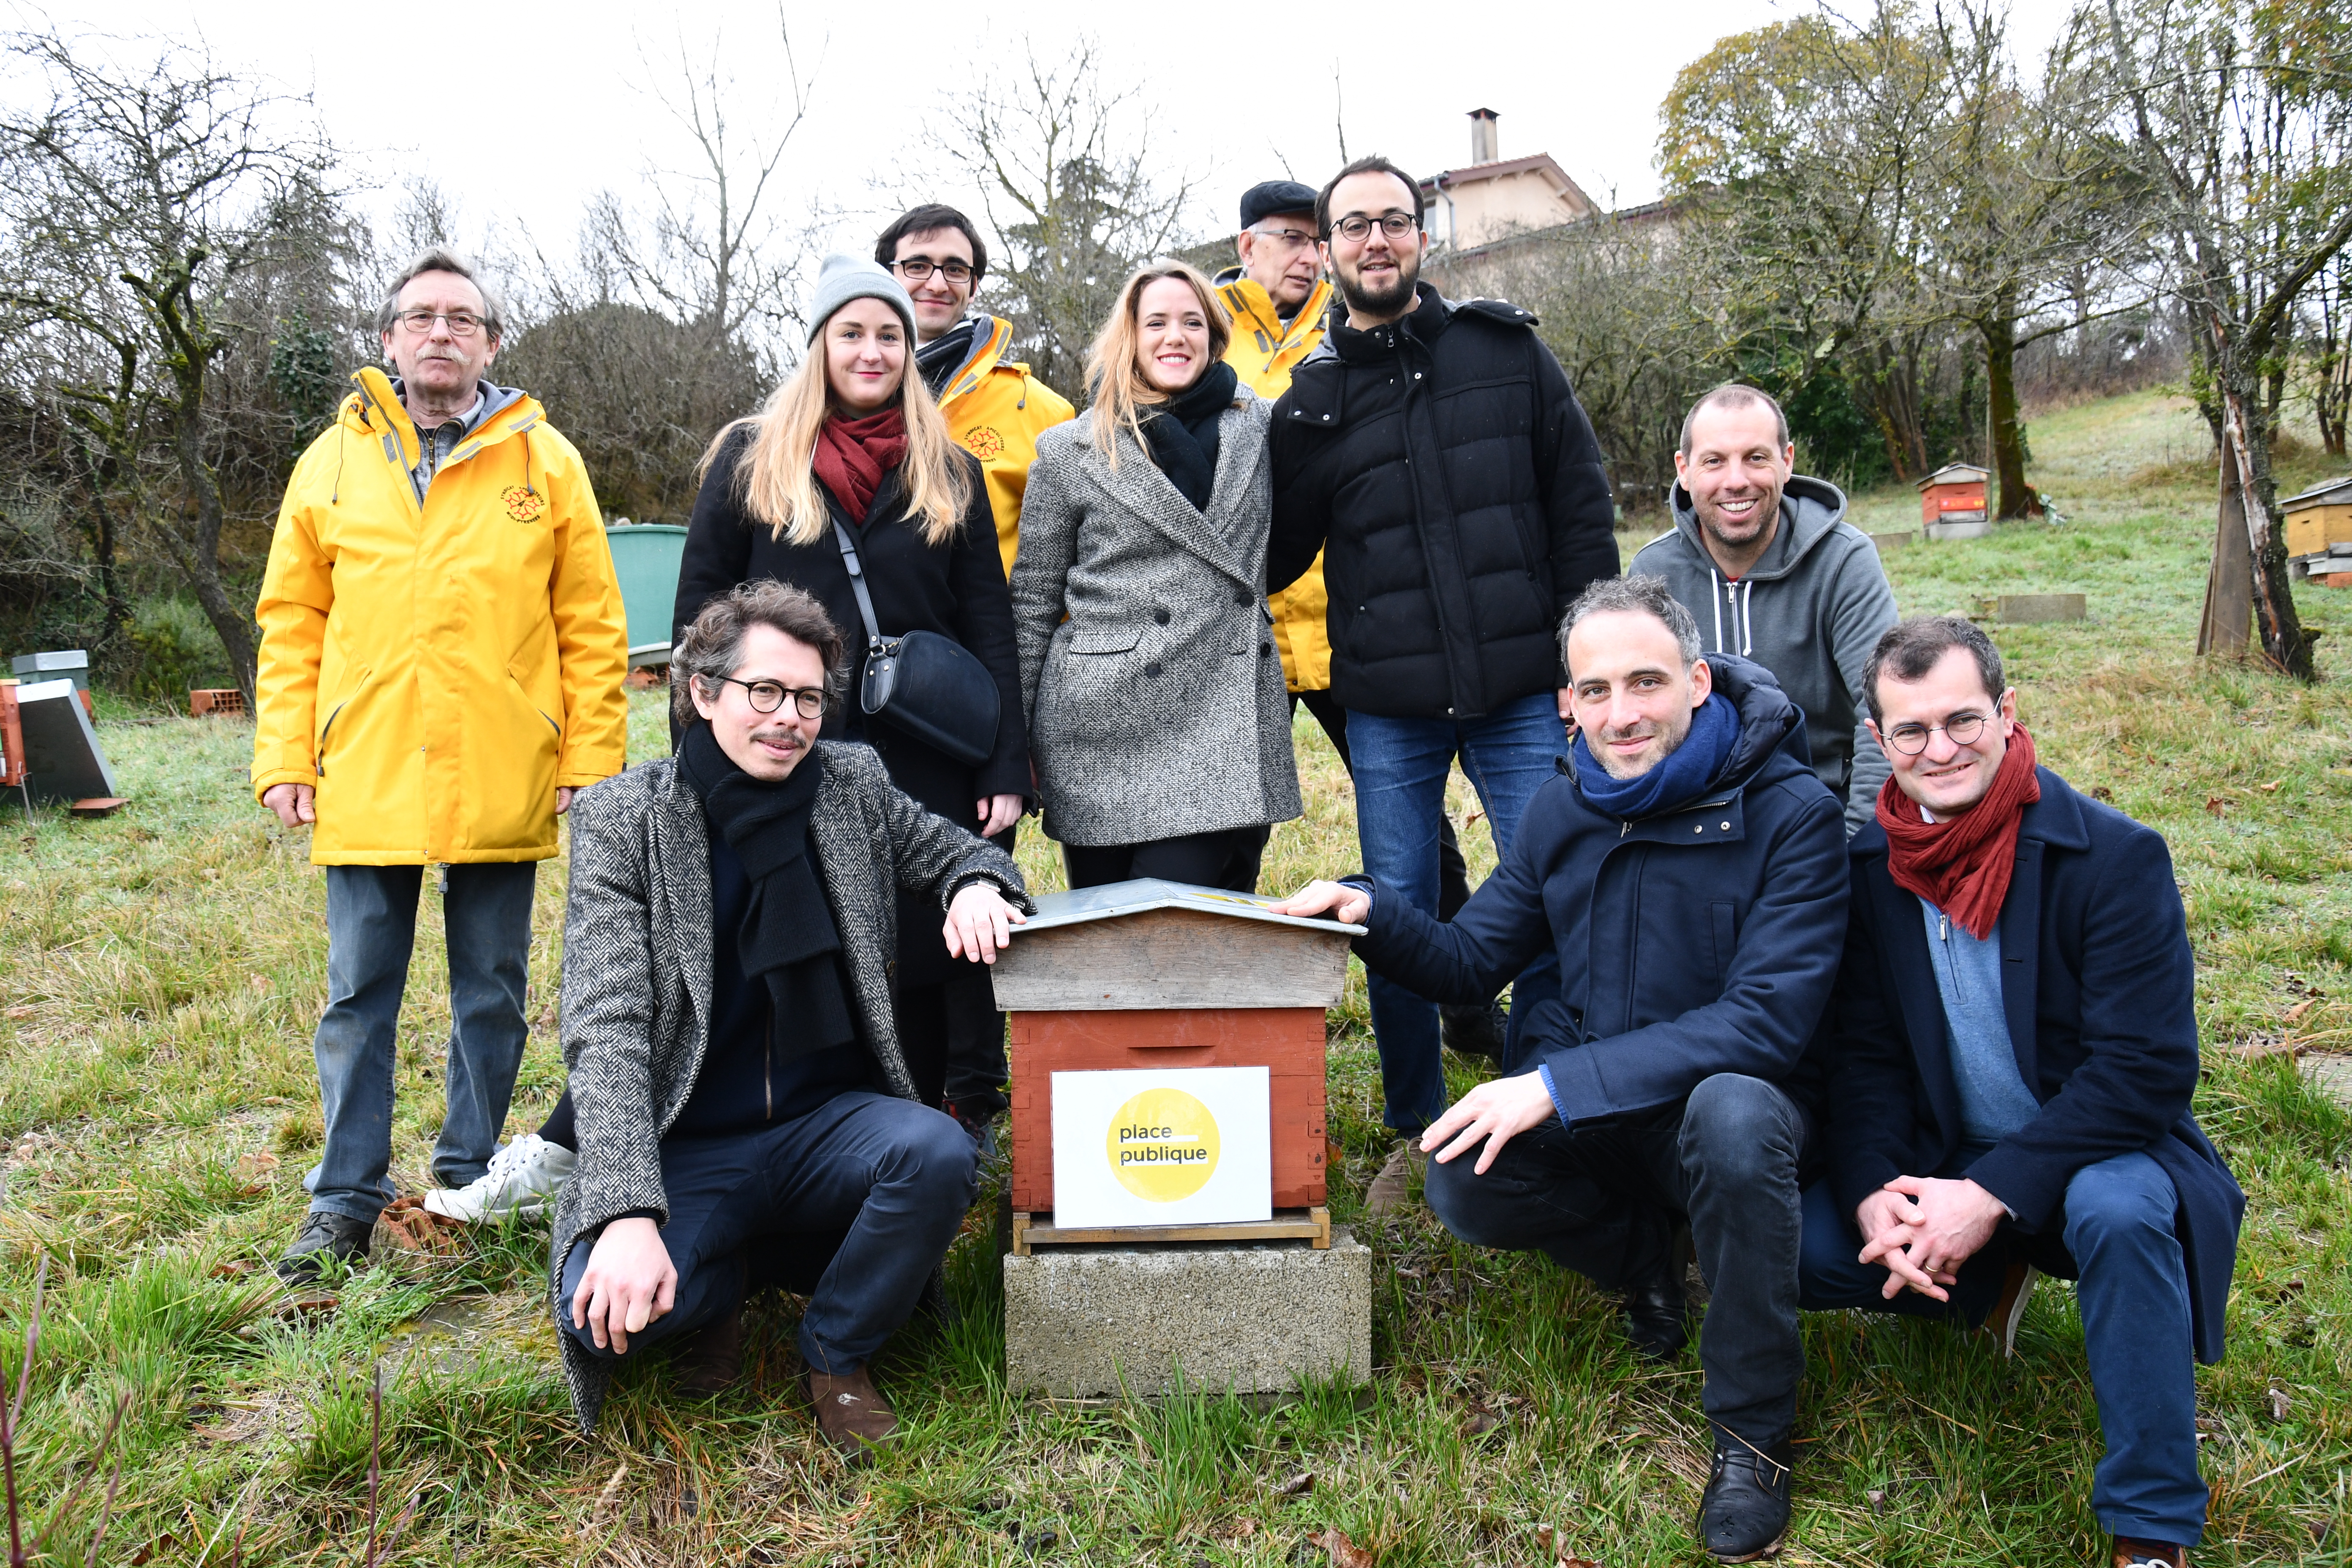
[1697,1435,1793,1561]
[1439,999,1508,1062]
[275,1211,373,1286]
[1620,1221,1691,1361]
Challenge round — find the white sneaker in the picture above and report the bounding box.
[422,1134,575,1223]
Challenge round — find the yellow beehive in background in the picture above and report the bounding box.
[2284,478,2352,557]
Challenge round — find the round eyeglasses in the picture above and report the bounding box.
[1330,212,1418,243]
[704,675,828,719]
[1882,711,1990,755]
[892,258,975,284]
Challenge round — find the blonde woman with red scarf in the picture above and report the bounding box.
[671,255,1029,1141]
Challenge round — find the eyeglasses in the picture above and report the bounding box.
[1330,212,1418,243]
[704,675,828,719]
[1249,226,1318,251]
[393,309,486,337]
[1882,711,1992,756]
[892,257,975,285]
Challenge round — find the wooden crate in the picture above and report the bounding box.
[1007,1006,1327,1212]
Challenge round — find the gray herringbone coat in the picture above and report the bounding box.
[549,742,1029,1434]
[1009,398,1301,847]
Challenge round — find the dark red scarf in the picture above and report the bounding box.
[812,408,908,520]
[1875,723,2041,939]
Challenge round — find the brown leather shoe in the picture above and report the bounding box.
[2112,1536,2187,1568]
[807,1364,897,1460]
[674,1305,745,1399]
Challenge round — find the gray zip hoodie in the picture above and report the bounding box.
[1632,474,1898,836]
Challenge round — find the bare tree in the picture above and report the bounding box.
[926,38,1207,395]
[2099,0,2352,678]
[0,26,339,700]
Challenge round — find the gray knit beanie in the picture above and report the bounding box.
[806,253,916,346]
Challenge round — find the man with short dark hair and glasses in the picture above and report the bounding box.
[253,247,629,1279]
[553,580,1029,1454]
[874,204,1074,577]
[1266,154,1620,1145]
[1217,176,1497,1063]
[1799,615,2243,1568]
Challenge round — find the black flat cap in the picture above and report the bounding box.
[1239,180,1320,231]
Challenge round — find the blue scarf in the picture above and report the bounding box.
[1571,691,1742,820]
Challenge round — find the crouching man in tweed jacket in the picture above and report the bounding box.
[552,580,1031,1454]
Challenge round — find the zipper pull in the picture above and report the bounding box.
[1939,913,1950,942]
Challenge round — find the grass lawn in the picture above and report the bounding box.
[2,388,2349,1564]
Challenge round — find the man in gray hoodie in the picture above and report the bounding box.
[1631,384,1898,836]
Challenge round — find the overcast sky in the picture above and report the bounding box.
[48,0,2083,286]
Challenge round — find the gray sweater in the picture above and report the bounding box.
[1631,475,1898,835]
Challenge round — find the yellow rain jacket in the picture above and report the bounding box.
[1216,268,1336,692]
[251,367,630,866]
[934,316,1076,576]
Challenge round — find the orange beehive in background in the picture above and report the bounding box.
[987,882,1358,1221]
[1916,462,1989,528]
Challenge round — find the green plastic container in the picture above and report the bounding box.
[603,524,689,666]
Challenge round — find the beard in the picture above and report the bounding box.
[1336,246,1421,318]
[1697,487,1783,551]
[1593,708,1693,780]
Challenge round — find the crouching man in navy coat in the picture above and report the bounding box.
[1799,615,2242,1568]
[1277,576,1849,1563]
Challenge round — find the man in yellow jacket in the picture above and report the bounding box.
[252,249,629,1283]
[1215,181,1496,1067]
[876,204,1075,577]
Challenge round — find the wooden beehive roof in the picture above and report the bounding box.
[2280,477,2352,512]
[988,879,1363,1012]
[1915,463,1989,490]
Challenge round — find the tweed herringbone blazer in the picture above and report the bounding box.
[549,741,1028,1433]
[1009,397,1301,847]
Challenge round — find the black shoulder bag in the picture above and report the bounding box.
[832,519,1002,768]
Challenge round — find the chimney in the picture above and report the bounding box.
[1469,107,1499,165]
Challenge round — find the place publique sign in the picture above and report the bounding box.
[1048,1066,1272,1228]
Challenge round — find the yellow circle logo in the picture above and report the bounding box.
[964,425,1006,460]
[1106,1088,1220,1202]
[502,485,546,522]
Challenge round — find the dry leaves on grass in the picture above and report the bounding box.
[1533,1523,1607,1567]
[374,1195,466,1255]
[1307,1526,1377,1567]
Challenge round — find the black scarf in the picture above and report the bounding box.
[1140,360,1238,511]
[916,318,981,396]
[676,724,857,1059]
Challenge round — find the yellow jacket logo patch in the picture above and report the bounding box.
[503,485,547,522]
[963,425,1006,460]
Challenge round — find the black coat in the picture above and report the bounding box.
[1826,770,2243,1363]
[673,431,1029,985]
[1266,283,1621,721]
[1354,656,1849,1126]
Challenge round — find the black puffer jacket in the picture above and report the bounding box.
[1266,283,1620,720]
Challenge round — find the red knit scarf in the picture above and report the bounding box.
[812,407,908,520]
[1875,723,2041,939]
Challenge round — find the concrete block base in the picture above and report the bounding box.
[1927,518,1993,540]
[1004,1230,1371,1396]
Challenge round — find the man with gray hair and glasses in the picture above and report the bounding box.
[1276,575,1849,1562]
[252,247,629,1281]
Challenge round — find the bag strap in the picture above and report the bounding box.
[831,517,890,653]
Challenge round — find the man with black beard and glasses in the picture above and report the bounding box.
[1265,155,1620,1160]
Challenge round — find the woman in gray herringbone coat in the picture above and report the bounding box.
[1009,259,1301,891]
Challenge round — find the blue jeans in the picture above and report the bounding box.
[1345,691,1566,1131]
[1798,1152,2205,1547]
[1429,1073,1810,1446]
[304,862,537,1223]
[557,1091,977,1373]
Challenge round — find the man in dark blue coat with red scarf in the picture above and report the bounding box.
[1277,575,1849,1563]
[1799,615,2241,1568]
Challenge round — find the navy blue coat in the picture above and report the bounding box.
[1354,656,1851,1126]
[1825,768,2243,1363]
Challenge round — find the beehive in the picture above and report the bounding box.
[988,880,1357,1233]
[1917,462,1990,530]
